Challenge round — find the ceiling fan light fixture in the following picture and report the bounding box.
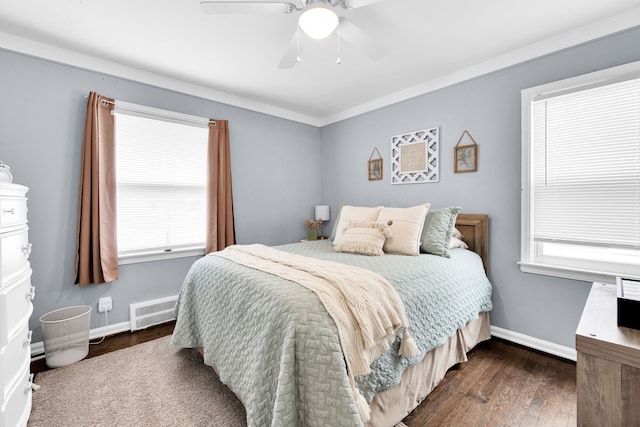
[298,5,339,39]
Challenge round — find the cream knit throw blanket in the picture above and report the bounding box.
[214,244,420,423]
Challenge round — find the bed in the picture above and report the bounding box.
[171,211,493,427]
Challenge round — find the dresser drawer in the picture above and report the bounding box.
[0,322,30,402]
[0,271,33,347]
[0,197,27,231]
[0,362,31,427]
[0,228,30,287]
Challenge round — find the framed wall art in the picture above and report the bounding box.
[391,127,439,184]
[454,130,478,173]
[368,147,383,181]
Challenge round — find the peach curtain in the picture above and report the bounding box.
[206,119,235,253]
[74,92,118,286]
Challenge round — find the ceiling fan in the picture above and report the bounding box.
[199,0,387,68]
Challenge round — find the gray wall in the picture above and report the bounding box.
[320,26,640,349]
[2,25,639,350]
[0,49,321,342]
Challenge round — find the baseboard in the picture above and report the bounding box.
[31,320,577,363]
[30,320,131,360]
[491,325,577,362]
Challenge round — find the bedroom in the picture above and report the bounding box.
[1,1,640,426]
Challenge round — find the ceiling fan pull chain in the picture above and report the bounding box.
[337,24,341,64]
[296,26,302,63]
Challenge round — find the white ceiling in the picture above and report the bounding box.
[1,0,640,126]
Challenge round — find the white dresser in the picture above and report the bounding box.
[0,183,33,427]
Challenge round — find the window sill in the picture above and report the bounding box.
[119,248,205,265]
[517,261,633,285]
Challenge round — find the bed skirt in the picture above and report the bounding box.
[367,312,491,426]
[198,311,490,427]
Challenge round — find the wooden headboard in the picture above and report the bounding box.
[455,214,489,274]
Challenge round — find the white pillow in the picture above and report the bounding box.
[449,236,468,249]
[452,227,463,239]
[377,203,430,255]
[332,205,383,246]
[334,220,392,256]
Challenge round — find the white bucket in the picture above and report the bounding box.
[39,305,92,368]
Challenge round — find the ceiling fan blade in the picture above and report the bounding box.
[338,18,386,61]
[279,31,307,69]
[339,0,385,9]
[200,1,297,14]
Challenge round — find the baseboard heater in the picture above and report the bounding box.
[129,295,178,331]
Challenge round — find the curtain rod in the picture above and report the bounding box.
[87,94,216,126]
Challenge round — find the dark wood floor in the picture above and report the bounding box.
[404,339,577,427]
[32,322,577,426]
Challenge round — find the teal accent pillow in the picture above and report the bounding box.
[420,206,461,257]
[329,203,345,240]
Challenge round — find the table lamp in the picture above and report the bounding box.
[315,205,330,239]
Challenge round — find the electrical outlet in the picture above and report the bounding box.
[98,296,112,313]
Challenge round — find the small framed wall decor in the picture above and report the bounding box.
[454,130,478,173]
[368,147,383,181]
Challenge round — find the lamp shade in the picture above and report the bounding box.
[315,205,330,222]
[298,5,339,40]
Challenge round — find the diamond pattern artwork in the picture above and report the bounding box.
[391,127,439,184]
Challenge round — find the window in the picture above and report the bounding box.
[114,102,209,263]
[521,61,640,284]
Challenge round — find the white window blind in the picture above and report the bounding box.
[114,108,208,260]
[532,78,640,248]
[521,62,640,283]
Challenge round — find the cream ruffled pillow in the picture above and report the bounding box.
[332,205,383,246]
[334,220,392,256]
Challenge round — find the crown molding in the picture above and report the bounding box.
[319,7,640,126]
[0,31,321,127]
[3,6,640,129]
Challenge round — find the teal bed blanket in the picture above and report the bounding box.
[171,240,493,427]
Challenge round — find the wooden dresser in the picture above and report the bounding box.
[576,282,640,427]
[0,183,33,427]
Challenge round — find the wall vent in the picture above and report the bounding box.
[129,295,178,331]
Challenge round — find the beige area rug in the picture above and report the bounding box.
[29,335,409,427]
[29,336,246,427]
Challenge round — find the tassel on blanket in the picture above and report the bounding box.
[398,329,420,359]
[354,387,372,423]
